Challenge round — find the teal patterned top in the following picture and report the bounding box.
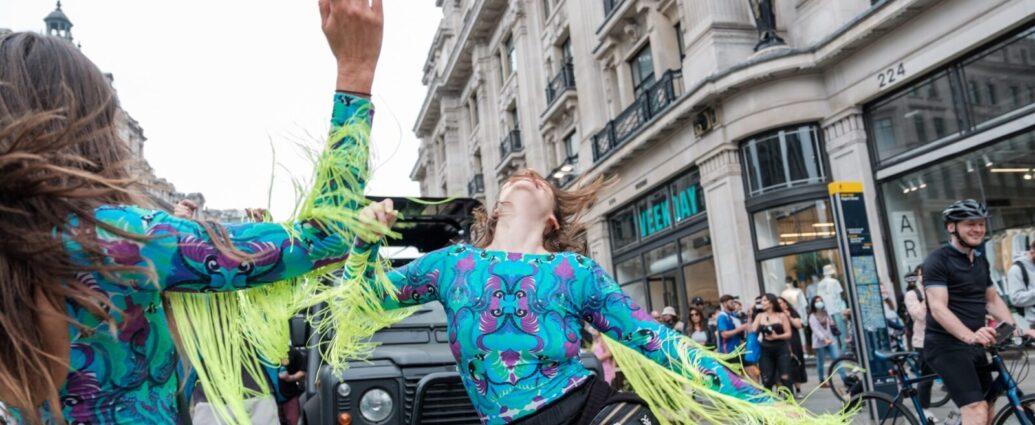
[5,93,370,424]
[348,243,765,424]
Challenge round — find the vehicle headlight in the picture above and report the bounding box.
[359,388,393,422]
[337,383,351,398]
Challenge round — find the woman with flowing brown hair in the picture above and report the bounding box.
[0,1,385,423]
[331,169,851,425]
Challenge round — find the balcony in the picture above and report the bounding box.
[546,63,576,107]
[592,68,684,163]
[498,129,523,165]
[547,155,580,188]
[468,174,485,196]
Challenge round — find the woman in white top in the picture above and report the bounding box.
[687,307,714,347]
[903,270,935,417]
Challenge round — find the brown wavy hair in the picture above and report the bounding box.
[471,169,615,254]
[0,32,243,423]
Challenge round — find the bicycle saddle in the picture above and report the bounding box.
[874,349,917,363]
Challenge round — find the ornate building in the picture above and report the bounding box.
[414,0,1035,325]
[39,2,247,223]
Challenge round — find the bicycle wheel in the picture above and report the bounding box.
[847,392,920,425]
[992,394,1035,425]
[830,356,866,403]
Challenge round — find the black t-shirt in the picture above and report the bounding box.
[923,244,992,339]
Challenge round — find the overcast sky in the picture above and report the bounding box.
[1,1,437,218]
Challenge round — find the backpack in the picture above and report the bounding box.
[898,288,924,340]
[1009,261,1031,316]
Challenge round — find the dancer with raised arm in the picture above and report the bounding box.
[0,1,384,423]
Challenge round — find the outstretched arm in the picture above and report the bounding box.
[579,262,768,403]
[92,0,387,292]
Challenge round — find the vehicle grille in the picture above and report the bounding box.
[403,367,480,424]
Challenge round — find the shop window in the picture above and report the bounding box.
[753,199,835,250]
[610,206,639,251]
[963,25,1035,126]
[759,249,843,299]
[683,258,718,306]
[741,125,827,197]
[615,256,644,284]
[637,186,672,240]
[668,171,705,223]
[880,127,1035,283]
[647,272,679,313]
[645,242,679,275]
[867,71,962,164]
[679,230,713,264]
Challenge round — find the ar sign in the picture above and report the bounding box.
[890,211,924,278]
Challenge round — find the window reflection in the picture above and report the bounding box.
[741,125,827,196]
[754,200,835,250]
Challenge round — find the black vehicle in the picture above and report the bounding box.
[295,197,602,425]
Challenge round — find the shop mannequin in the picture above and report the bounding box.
[816,265,847,349]
[780,277,807,316]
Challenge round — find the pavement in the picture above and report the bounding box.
[794,350,1035,423]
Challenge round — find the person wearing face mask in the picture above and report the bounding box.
[807,296,841,387]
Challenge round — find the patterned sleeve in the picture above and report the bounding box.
[342,240,453,310]
[579,261,768,402]
[88,94,372,292]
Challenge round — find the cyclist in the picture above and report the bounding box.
[923,199,1035,425]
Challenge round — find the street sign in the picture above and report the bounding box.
[828,183,895,403]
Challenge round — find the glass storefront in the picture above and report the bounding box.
[739,123,837,300]
[759,249,844,298]
[868,22,1035,167]
[753,199,835,250]
[608,168,717,323]
[880,127,1035,291]
[868,21,1035,294]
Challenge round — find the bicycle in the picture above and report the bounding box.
[829,342,950,407]
[844,336,1035,425]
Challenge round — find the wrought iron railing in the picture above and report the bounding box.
[546,62,576,107]
[467,174,485,196]
[498,129,523,164]
[592,68,684,163]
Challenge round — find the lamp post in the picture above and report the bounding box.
[747,0,786,51]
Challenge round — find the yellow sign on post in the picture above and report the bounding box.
[828,181,864,195]
[827,180,897,405]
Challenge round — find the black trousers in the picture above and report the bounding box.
[512,375,659,425]
[759,341,792,392]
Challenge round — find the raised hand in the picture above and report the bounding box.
[318,0,384,93]
[358,199,397,242]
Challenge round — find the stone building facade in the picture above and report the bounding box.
[414,0,1035,324]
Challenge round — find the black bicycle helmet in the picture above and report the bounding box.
[942,199,989,223]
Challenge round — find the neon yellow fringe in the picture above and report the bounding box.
[166,105,402,425]
[606,333,856,424]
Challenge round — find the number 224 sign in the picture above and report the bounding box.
[876,63,906,89]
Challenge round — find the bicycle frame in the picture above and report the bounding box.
[885,357,939,425]
[988,348,1032,425]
